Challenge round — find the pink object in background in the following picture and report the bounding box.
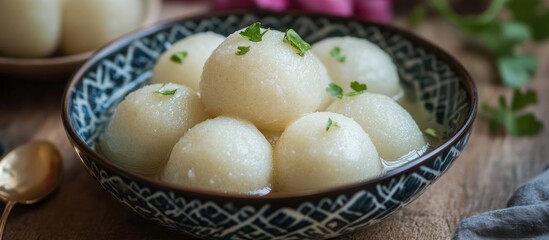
[255,0,289,11]
[213,0,394,23]
[214,0,255,9]
[296,0,353,17]
[355,0,393,22]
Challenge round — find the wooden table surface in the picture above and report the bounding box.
[1,2,548,239]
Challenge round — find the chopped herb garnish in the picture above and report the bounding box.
[283,29,311,56]
[170,51,188,64]
[236,46,250,55]
[348,81,368,96]
[330,46,346,63]
[326,81,367,99]
[326,83,344,99]
[424,128,437,137]
[326,118,340,131]
[154,83,178,96]
[239,22,268,42]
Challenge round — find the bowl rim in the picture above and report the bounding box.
[62,10,478,203]
[0,0,162,67]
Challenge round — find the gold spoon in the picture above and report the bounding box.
[0,141,62,239]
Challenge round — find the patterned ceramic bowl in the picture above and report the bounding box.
[62,11,477,240]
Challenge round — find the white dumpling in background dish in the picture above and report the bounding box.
[99,83,208,176]
[200,28,323,131]
[151,32,225,92]
[61,0,142,55]
[312,36,402,98]
[274,112,381,192]
[160,116,272,195]
[0,0,61,58]
[327,92,426,161]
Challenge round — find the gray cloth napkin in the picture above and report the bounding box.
[453,167,549,239]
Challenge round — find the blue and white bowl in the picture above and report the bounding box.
[62,11,477,240]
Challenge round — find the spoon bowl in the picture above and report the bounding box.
[0,141,63,238]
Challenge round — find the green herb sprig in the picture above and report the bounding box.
[240,22,268,42]
[482,89,543,136]
[236,46,250,55]
[326,118,340,131]
[283,29,311,56]
[326,81,368,99]
[170,51,188,64]
[330,46,346,63]
[424,128,438,137]
[154,83,178,96]
[413,0,546,136]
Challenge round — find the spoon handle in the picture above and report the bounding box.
[0,201,15,240]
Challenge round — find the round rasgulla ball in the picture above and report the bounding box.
[274,112,381,192]
[151,32,225,92]
[0,0,61,57]
[61,0,142,54]
[312,36,401,98]
[200,28,323,131]
[327,92,426,161]
[160,116,272,194]
[99,83,209,176]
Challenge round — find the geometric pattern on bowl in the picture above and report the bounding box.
[65,12,476,240]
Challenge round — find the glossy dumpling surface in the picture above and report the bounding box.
[274,112,381,192]
[160,116,272,194]
[99,83,208,176]
[151,32,225,92]
[327,92,426,161]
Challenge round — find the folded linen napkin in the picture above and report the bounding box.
[453,167,549,239]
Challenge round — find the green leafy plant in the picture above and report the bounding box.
[482,89,543,136]
[415,0,545,136]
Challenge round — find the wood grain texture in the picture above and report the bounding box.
[1,2,548,239]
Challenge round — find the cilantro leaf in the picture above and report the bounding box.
[170,51,188,64]
[482,88,543,136]
[236,46,250,56]
[497,54,537,87]
[326,81,367,99]
[350,81,367,93]
[508,0,549,41]
[326,83,343,99]
[480,21,530,54]
[283,29,311,57]
[511,88,537,111]
[154,83,178,96]
[326,118,340,131]
[330,46,346,63]
[240,22,268,42]
[424,128,437,137]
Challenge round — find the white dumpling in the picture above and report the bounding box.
[160,116,272,195]
[0,0,61,57]
[61,0,142,54]
[312,36,401,98]
[274,112,381,192]
[327,92,426,161]
[99,83,208,176]
[151,32,225,92]
[200,27,323,131]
